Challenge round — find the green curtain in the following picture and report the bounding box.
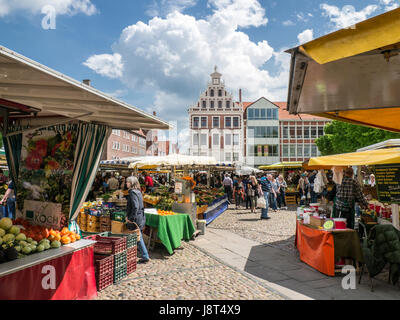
[3,130,23,187]
[68,123,111,232]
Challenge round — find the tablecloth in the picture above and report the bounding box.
[145,213,195,254]
[295,220,364,276]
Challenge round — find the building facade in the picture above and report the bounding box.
[102,129,147,161]
[188,67,244,163]
[243,100,331,166]
[243,97,280,166]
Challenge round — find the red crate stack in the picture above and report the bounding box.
[127,246,137,274]
[94,255,114,291]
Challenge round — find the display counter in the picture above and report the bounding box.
[295,220,364,276]
[0,239,97,300]
[144,212,195,254]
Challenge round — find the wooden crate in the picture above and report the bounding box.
[286,195,297,204]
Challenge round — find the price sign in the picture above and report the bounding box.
[375,164,400,204]
[175,182,183,195]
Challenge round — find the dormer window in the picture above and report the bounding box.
[218,89,222,97]
[202,100,206,108]
[210,89,214,97]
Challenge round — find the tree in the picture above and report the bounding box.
[315,121,400,156]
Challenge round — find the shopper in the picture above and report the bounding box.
[233,177,245,210]
[223,174,233,202]
[277,175,288,210]
[126,176,150,264]
[270,176,279,212]
[333,167,368,229]
[298,173,307,205]
[1,180,15,219]
[107,173,119,191]
[242,176,250,210]
[247,175,258,213]
[258,174,273,220]
[144,171,154,193]
[308,170,318,203]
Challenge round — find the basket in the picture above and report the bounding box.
[112,221,141,242]
[114,264,127,284]
[85,234,127,255]
[114,250,127,269]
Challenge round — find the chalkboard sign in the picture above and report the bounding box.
[375,164,400,204]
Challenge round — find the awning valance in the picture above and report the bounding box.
[259,162,304,170]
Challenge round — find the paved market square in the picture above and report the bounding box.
[96,205,400,300]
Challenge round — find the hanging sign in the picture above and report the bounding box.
[375,164,400,204]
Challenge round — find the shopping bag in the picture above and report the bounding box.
[257,197,267,209]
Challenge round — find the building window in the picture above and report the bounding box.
[304,145,310,158]
[290,144,296,157]
[268,145,278,157]
[213,134,219,146]
[233,134,239,146]
[112,129,121,136]
[193,117,199,128]
[282,127,288,139]
[248,109,253,120]
[225,117,231,128]
[248,126,278,138]
[218,89,222,97]
[318,127,324,137]
[226,101,230,108]
[233,117,239,128]
[233,153,239,161]
[210,89,214,97]
[193,134,199,145]
[282,145,289,157]
[210,101,214,108]
[213,117,219,128]
[311,127,317,138]
[200,134,207,146]
[225,134,231,146]
[311,145,318,157]
[218,101,222,108]
[201,117,207,128]
[225,153,231,161]
[202,101,206,108]
[304,127,310,138]
[297,145,303,157]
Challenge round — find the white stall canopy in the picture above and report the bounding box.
[0,45,170,131]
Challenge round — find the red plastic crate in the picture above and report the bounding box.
[94,255,114,276]
[96,271,113,291]
[127,259,137,275]
[86,234,127,255]
[127,246,137,262]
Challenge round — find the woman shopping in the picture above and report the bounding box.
[126,176,150,264]
[247,176,258,213]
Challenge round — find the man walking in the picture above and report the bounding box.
[258,174,273,220]
[223,174,233,203]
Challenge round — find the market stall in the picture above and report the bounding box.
[0,45,169,299]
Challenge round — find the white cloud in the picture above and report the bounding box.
[84,0,290,152]
[83,53,123,79]
[282,20,295,26]
[146,0,197,17]
[297,29,314,44]
[0,0,97,17]
[320,4,379,30]
[379,0,400,11]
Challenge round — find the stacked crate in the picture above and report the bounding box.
[86,232,138,289]
[100,215,111,233]
[94,254,114,291]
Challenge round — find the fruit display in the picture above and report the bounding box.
[0,217,81,264]
[193,186,225,206]
[157,210,176,216]
[143,194,161,205]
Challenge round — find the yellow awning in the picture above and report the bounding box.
[300,8,400,64]
[307,148,400,168]
[259,162,304,170]
[287,8,400,133]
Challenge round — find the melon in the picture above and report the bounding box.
[0,218,12,231]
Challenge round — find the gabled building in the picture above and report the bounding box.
[188,67,244,163]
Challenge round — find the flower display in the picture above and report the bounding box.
[25,151,43,170]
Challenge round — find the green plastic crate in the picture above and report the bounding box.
[113,264,127,284]
[114,250,127,269]
[112,211,126,222]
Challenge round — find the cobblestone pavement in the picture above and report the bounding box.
[95,240,284,300]
[208,204,298,254]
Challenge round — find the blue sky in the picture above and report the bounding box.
[0,0,398,152]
